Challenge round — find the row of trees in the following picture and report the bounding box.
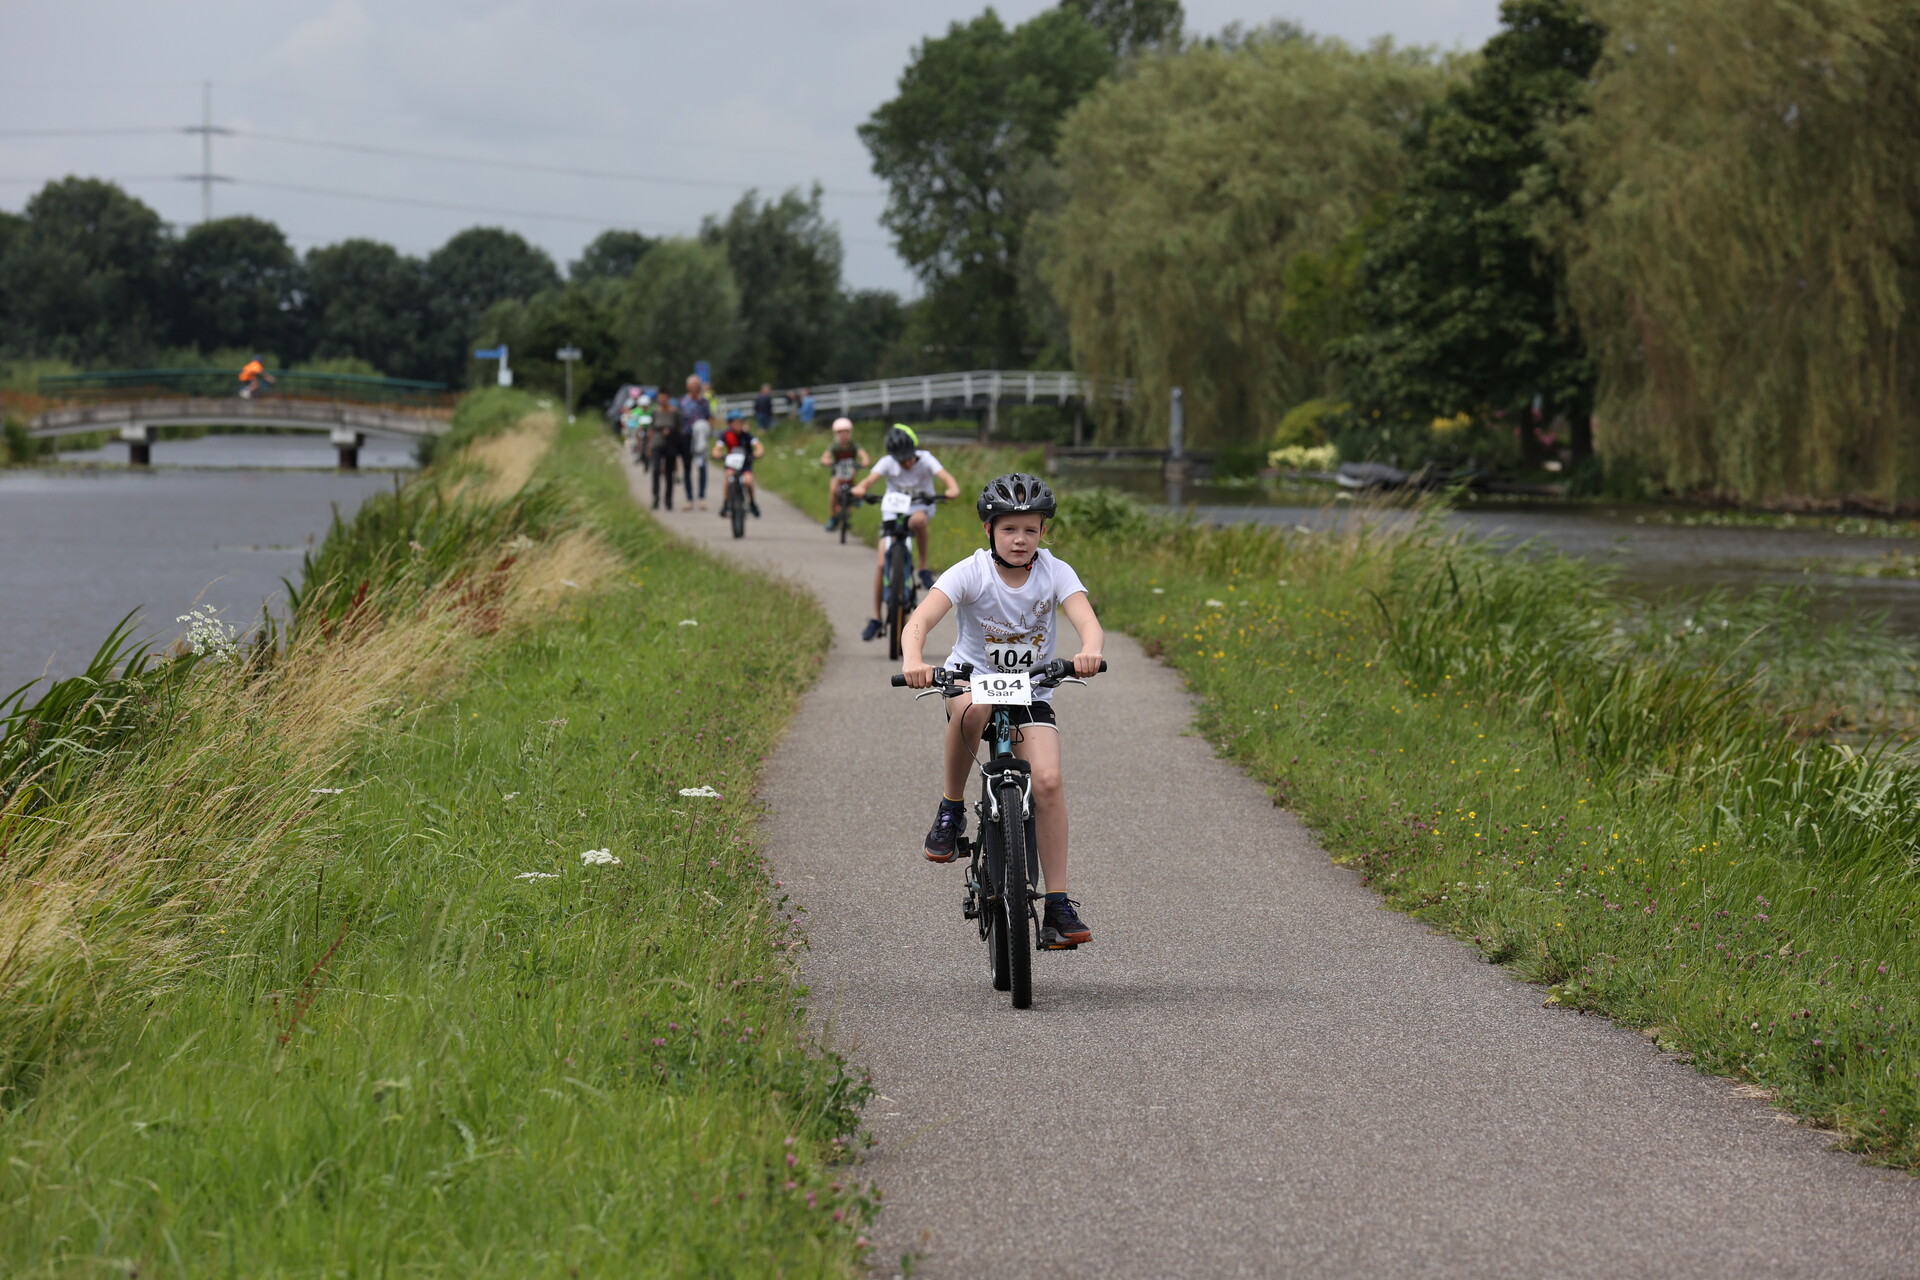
[0,178,906,403]
[868,0,1920,501]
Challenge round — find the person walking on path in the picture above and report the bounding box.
[649,391,683,510]
[796,386,816,428]
[681,375,713,511]
[754,383,775,433]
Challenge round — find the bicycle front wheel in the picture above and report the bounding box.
[730,479,747,538]
[997,779,1033,1009]
[885,538,911,661]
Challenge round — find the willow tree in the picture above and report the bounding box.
[1564,0,1920,502]
[1037,31,1459,446]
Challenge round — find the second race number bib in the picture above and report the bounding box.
[880,490,914,518]
[986,641,1038,673]
[969,671,1032,706]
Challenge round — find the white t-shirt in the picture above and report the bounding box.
[933,549,1087,702]
[690,418,712,456]
[868,451,945,499]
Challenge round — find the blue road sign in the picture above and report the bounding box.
[694,360,711,385]
[474,346,505,359]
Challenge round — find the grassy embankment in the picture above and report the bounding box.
[0,393,872,1276]
[755,422,1920,1168]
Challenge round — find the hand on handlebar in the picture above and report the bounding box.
[1071,652,1104,679]
[901,663,938,689]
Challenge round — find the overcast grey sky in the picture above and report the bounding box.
[1,1,1500,295]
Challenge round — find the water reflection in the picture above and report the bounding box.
[1,434,409,696]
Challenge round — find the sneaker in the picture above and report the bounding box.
[860,618,883,642]
[824,519,837,532]
[918,568,936,590]
[750,501,762,518]
[923,799,966,863]
[1039,896,1092,947]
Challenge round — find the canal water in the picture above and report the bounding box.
[0,434,413,700]
[1060,464,1920,636]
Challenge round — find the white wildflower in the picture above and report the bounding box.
[502,792,520,802]
[677,619,699,627]
[580,848,621,866]
[309,787,345,795]
[175,606,239,662]
[678,785,722,798]
[507,534,536,552]
[514,871,559,881]
[1205,598,1226,609]
[1151,587,1165,594]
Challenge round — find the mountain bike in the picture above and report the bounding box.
[890,658,1104,1009]
[827,462,859,543]
[867,493,946,661]
[718,448,750,538]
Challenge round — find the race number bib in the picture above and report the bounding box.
[880,490,914,518]
[986,641,1038,673]
[724,450,746,471]
[832,459,857,479]
[969,671,1032,706]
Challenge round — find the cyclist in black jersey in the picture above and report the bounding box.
[818,417,871,531]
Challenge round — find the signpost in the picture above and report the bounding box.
[473,345,512,388]
[555,346,583,421]
[694,360,711,388]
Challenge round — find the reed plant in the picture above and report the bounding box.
[0,400,869,1274]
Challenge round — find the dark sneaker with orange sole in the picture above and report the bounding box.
[1040,897,1092,948]
[923,799,966,863]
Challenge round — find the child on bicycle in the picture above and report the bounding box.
[899,473,1104,948]
[850,425,960,641]
[818,417,870,531]
[710,409,765,518]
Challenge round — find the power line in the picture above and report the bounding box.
[0,127,178,138]
[223,127,883,199]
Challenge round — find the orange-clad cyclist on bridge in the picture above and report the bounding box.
[237,355,274,400]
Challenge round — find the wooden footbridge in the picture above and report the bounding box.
[25,370,454,468]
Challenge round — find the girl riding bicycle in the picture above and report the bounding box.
[711,411,765,518]
[899,473,1104,948]
[819,417,870,531]
[852,425,960,641]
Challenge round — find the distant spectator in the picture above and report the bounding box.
[682,374,713,509]
[754,383,774,432]
[797,386,816,427]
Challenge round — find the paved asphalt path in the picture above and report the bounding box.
[631,463,1920,1278]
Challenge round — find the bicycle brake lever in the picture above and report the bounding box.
[914,687,943,700]
[1054,676,1089,687]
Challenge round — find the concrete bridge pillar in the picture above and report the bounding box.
[331,428,367,470]
[119,424,154,467]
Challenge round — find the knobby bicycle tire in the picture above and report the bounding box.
[998,778,1033,1008]
[839,501,850,544]
[982,824,1012,991]
[730,477,747,538]
[885,537,912,662]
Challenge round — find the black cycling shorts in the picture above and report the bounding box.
[947,697,1057,742]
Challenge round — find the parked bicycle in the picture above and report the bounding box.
[890,658,1105,1009]
[867,492,947,659]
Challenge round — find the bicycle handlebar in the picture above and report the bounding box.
[889,659,1106,691]
[863,492,954,505]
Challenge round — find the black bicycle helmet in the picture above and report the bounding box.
[976,472,1056,523]
[884,424,919,464]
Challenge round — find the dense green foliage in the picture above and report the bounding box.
[1039,31,1458,446]
[1,182,903,395]
[1565,0,1920,502]
[1336,0,1603,464]
[860,1,1180,368]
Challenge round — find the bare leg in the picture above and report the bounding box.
[871,544,886,620]
[1014,724,1067,892]
[942,695,990,799]
[909,510,930,571]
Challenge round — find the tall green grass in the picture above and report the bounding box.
[752,440,1920,1166]
[0,402,871,1274]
